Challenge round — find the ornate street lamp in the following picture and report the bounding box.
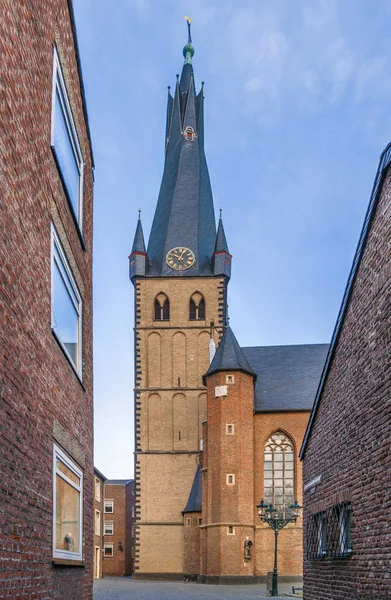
[256,499,302,597]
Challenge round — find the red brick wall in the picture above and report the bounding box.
[302,164,391,599]
[103,483,134,576]
[202,370,255,578]
[254,412,308,577]
[0,1,94,599]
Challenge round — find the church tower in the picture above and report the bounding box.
[129,22,231,578]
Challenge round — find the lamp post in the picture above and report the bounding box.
[256,499,302,597]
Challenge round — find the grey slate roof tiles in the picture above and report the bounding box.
[242,344,329,412]
[203,326,257,383]
[183,464,202,513]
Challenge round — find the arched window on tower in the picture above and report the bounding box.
[154,293,170,321]
[264,431,295,517]
[189,292,205,321]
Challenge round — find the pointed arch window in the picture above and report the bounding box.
[264,431,295,517]
[189,292,205,321]
[154,293,170,321]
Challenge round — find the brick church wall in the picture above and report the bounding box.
[0,1,94,598]
[302,161,391,599]
[254,412,308,578]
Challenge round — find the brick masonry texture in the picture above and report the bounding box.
[201,370,307,581]
[103,482,134,576]
[133,276,226,576]
[302,164,391,599]
[0,1,94,599]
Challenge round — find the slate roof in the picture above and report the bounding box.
[183,464,202,513]
[131,217,146,254]
[214,216,229,253]
[242,344,329,412]
[145,40,217,277]
[203,326,257,384]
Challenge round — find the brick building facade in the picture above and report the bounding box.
[94,469,106,579]
[300,145,391,599]
[129,24,328,582]
[0,1,94,598]
[103,480,134,576]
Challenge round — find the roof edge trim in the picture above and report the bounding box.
[299,141,391,460]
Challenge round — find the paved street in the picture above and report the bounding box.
[94,578,299,599]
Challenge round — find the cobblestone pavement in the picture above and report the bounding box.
[94,577,301,600]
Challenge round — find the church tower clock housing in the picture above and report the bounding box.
[129,24,231,578]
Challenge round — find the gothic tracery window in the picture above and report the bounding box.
[154,293,170,321]
[264,431,294,517]
[189,292,205,320]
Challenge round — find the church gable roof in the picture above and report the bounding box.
[242,344,329,412]
[182,464,202,513]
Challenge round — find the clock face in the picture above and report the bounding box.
[166,247,195,271]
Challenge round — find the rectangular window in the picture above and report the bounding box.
[198,518,202,526]
[51,224,82,375]
[103,544,113,557]
[226,424,234,435]
[186,518,191,527]
[104,522,114,535]
[95,510,100,536]
[51,46,84,229]
[53,444,83,561]
[226,375,235,384]
[104,500,114,513]
[315,512,326,557]
[337,503,351,556]
[95,477,101,502]
[226,474,235,485]
[227,526,235,535]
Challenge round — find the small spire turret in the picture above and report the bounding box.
[129,213,147,282]
[213,212,231,278]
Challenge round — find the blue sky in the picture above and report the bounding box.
[73,0,391,478]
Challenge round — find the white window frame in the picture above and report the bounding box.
[51,223,82,376]
[95,510,100,536]
[227,526,235,535]
[95,477,101,502]
[226,423,235,435]
[51,45,84,230]
[226,474,235,486]
[104,500,114,514]
[103,544,114,557]
[53,444,83,561]
[104,522,114,536]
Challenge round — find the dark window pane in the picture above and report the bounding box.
[198,298,205,319]
[189,299,197,320]
[53,89,80,220]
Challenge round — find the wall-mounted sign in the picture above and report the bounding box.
[215,385,227,398]
[304,474,322,492]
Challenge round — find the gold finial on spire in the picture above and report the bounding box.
[184,16,193,44]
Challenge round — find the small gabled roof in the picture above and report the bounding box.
[183,464,202,513]
[203,325,257,384]
[94,467,107,481]
[214,216,229,254]
[131,216,146,254]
